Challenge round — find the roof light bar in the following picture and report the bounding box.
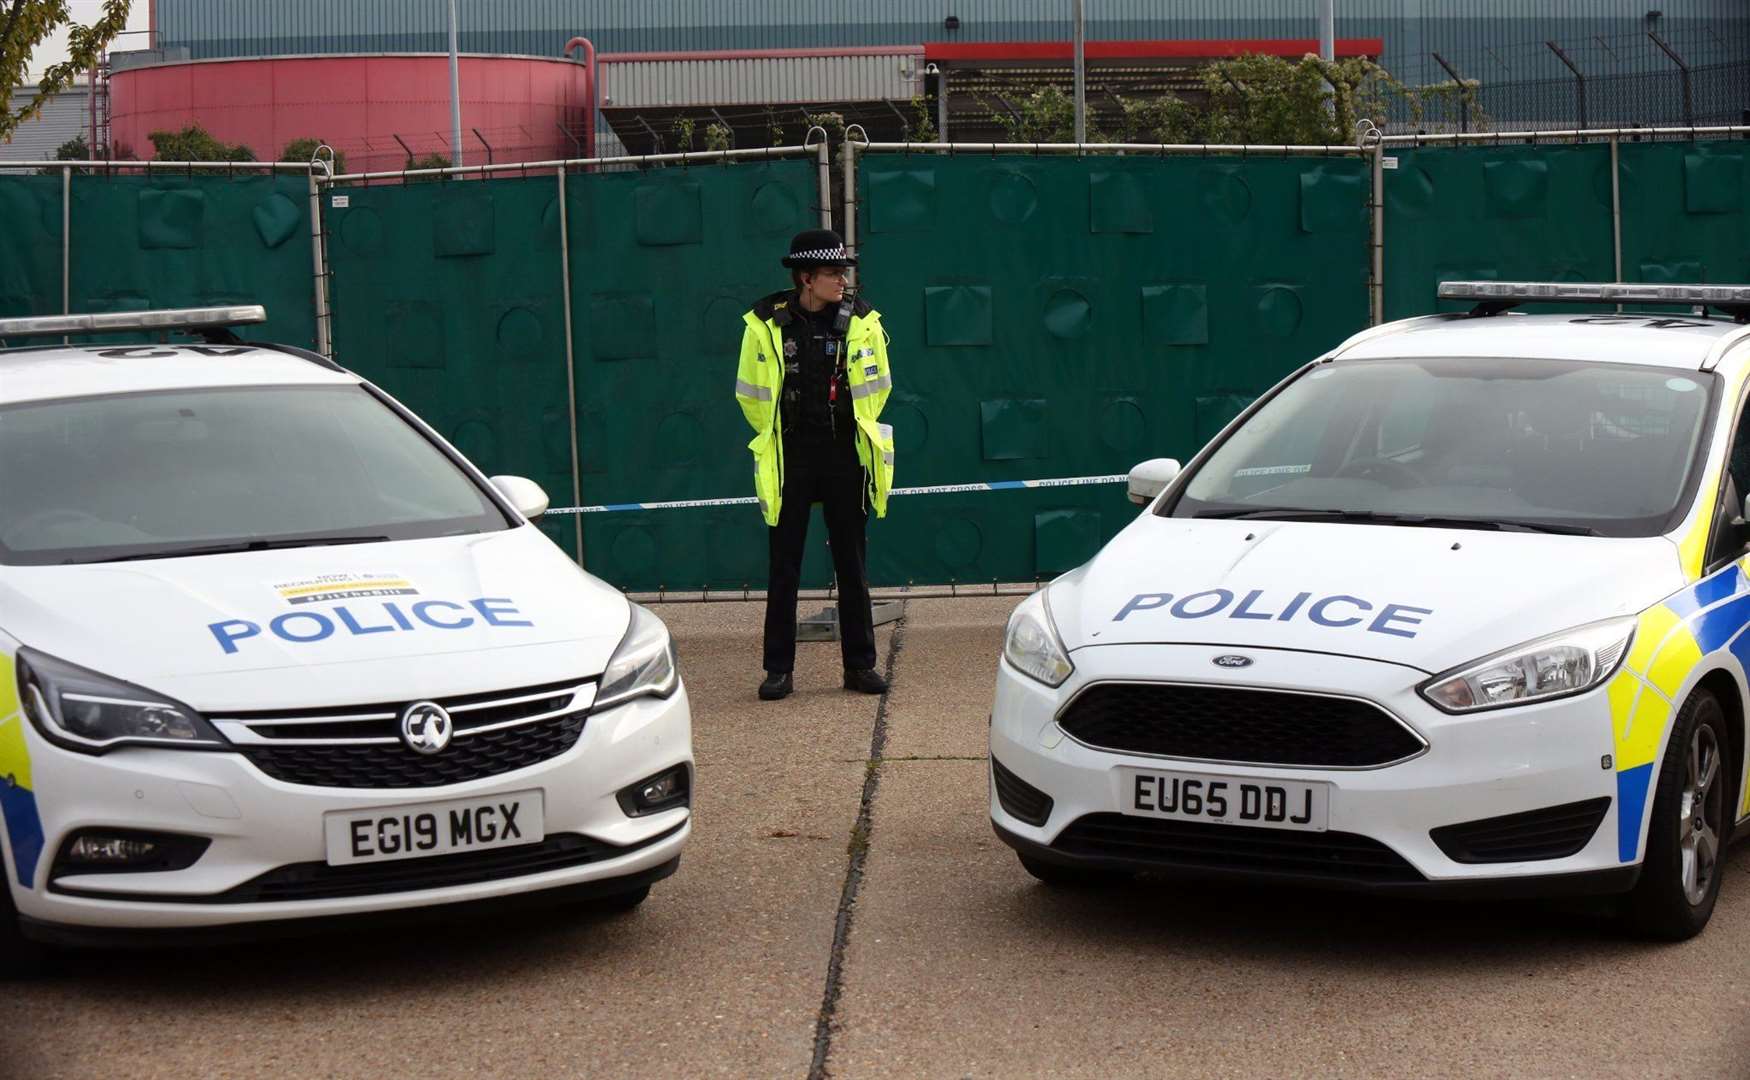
[0,305,267,340]
[1438,281,1750,308]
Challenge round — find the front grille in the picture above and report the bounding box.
[1057,683,1424,768]
[241,713,587,789]
[1430,797,1612,864]
[1052,813,1424,884]
[214,677,591,789]
[990,756,1053,826]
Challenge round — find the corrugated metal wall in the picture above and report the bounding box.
[152,0,1750,87]
[601,51,923,109]
[1,86,91,161]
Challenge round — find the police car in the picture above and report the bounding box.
[992,282,1750,939]
[0,307,691,966]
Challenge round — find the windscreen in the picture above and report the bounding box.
[1169,357,1714,537]
[0,385,511,565]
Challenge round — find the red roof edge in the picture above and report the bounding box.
[925,39,1384,62]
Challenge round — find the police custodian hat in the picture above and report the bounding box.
[781,228,857,269]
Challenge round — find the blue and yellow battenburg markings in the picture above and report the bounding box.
[1610,559,1750,861]
[0,654,44,888]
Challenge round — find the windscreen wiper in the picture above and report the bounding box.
[1190,508,1600,535]
[74,535,392,564]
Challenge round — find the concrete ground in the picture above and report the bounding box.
[5,598,1749,1079]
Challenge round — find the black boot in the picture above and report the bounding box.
[843,667,888,694]
[759,671,793,701]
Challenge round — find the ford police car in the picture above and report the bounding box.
[0,307,691,967]
[992,282,1750,939]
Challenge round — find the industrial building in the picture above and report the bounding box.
[5,2,1747,164]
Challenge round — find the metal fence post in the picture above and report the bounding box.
[557,165,585,566]
[1362,122,1385,327]
[1610,132,1624,310]
[1546,41,1586,131]
[61,164,71,342]
[306,167,332,358]
[813,130,833,230]
[843,131,861,290]
[1648,33,1694,128]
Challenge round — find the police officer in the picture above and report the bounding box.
[735,229,896,700]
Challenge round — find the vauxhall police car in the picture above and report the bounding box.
[992,282,1750,939]
[0,307,691,966]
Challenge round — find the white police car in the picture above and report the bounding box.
[992,282,1750,939]
[0,307,691,966]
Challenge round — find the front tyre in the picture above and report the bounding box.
[1622,688,1729,941]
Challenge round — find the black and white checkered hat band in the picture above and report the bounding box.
[789,245,849,262]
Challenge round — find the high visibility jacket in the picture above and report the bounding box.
[735,291,894,527]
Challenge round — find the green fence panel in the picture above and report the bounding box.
[1620,140,1750,286]
[0,174,64,324]
[326,175,575,554]
[1383,144,1616,320]
[567,160,829,592]
[857,153,1371,587]
[65,173,316,347]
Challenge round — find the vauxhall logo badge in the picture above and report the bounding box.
[399,701,453,755]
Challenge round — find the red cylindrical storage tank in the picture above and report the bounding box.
[109,54,590,173]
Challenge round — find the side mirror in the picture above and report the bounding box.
[491,475,550,520]
[1127,458,1182,506]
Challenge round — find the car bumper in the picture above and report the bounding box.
[990,645,1638,894]
[7,684,694,933]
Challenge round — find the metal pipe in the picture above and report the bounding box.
[1071,0,1087,145]
[556,167,585,566]
[1610,133,1623,312]
[1545,41,1586,131]
[61,165,70,343]
[307,169,332,358]
[1318,0,1335,62]
[447,0,464,167]
[859,141,1367,155]
[321,144,820,184]
[1370,141,1384,326]
[1378,125,1750,145]
[563,37,598,160]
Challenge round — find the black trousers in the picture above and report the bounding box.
[763,457,877,673]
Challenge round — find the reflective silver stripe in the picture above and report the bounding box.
[882,450,894,465]
[850,375,891,400]
[854,347,875,360]
[736,378,773,401]
[758,498,771,515]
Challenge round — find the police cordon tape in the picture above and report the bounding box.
[542,473,1130,515]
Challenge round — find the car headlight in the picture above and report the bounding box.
[595,604,679,711]
[17,647,228,754]
[1003,590,1074,688]
[1420,616,1636,713]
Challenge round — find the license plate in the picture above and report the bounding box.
[1119,768,1329,833]
[323,790,545,866]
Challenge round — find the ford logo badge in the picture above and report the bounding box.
[1212,655,1254,669]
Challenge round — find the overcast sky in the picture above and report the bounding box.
[24,0,154,79]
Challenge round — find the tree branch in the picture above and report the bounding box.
[0,0,31,56]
